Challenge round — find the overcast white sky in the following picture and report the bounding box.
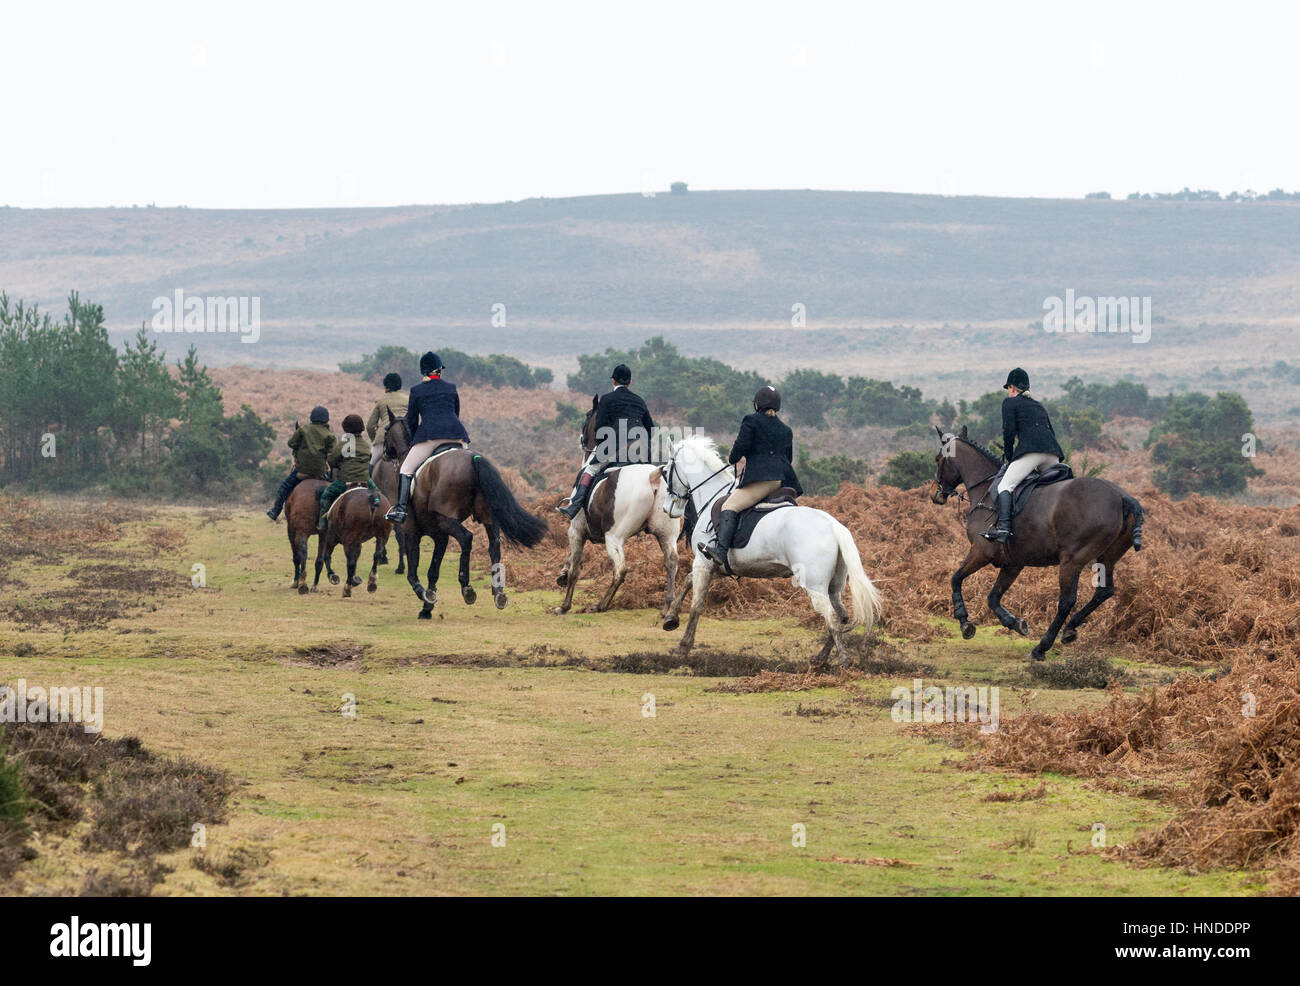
[3,0,1297,208]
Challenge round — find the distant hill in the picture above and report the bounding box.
[2,191,1299,417]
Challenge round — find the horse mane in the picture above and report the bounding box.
[944,432,1000,465]
[676,433,727,471]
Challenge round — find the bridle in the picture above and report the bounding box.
[385,417,412,462]
[935,436,1001,517]
[661,456,735,520]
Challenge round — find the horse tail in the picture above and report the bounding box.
[471,454,549,548]
[831,519,883,631]
[1122,493,1144,551]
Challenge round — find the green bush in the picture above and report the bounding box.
[1147,392,1262,498]
[796,451,871,495]
[879,449,934,489]
[341,345,551,389]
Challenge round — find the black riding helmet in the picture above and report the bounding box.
[309,405,329,424]
[383,372,402,392]
[420,352,444,376]
[611,363,632,385]
[1003,367,1030,391]
[753,386,781,412]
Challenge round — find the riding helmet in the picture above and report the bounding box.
[1003,367,1030,391]
[309,405,329,424]
[342,414,365,435]
[420,351,444,375]
[611,363,632,385]
[383,372,402,391]
[753,386,781,412]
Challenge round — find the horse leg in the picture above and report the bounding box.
[661,567,692,632]
[1032,560,1083,661]
[393,524,406,575]
[951,546,991,640]
[292,531,309,593]
[987,565,1029,636]
[654,524,679,620]
[1063,551,1122,643]
[345,539,363,588]
[805,589,848,668]
[828,555,850,626]
[368,532,386,593]
[406,533,435,618]
[486,521,508,610]
[591,534,627,612]
[448,521,475,604]
[554,523,585,614]
[676,562,716,656]
[312,533,326,592]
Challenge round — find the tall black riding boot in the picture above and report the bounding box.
[982,491,1014,543]
[559,473,593,519]
[386,474,413,524]
[267,471,299,520]
[700,510,740,570]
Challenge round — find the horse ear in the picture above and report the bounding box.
[959,425,968,439]
[387,407,396,425]
[935,425,943,438]
[591,395,599,408]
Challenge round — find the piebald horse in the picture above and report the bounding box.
[659,435,883,663]
[554,396,682,615]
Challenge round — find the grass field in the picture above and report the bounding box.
[0,501,1262,896]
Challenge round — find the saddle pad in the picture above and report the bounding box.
[709,487,799,550]
[326,485,375,524]
[413,443,464,482]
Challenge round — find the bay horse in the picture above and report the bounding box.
[384,416,549,618]
[312,487,393,597]
[932,426,1144,660]
[554,396,681,615]
[285,478,336,592]
[659,435,883,663]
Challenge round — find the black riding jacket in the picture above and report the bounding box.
[729,412,803,494]
[1001,393,1064,463]
[591,386,655,462]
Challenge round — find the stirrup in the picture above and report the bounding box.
[385,506,407,523]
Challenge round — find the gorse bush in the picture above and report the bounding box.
[0,293,274,494]
[1147,392,1263,498]
[341,345,552,389]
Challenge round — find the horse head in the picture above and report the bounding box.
[662,435,732,518]
[932,425,1000,504]
[384,408,412,461]
[580,395,599,453]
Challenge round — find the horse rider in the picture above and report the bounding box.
[366,372,407,475]
[557,363,655,519]
[318,414,379,532]
[700,385,803,567]
[983,367,1064,544]
[385,352,470,524]
[266,406,337,521]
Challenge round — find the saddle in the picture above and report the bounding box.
[323,484,379,527]
[991,462,1074,517]
[709,487,799,550]
[412,442,465,481]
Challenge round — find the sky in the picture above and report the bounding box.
[3,0,1297,209]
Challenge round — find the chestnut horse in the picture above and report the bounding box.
[312,487,393,597]
[384,417,549,618]
[932,426,1144,660]
[285,478,335,592]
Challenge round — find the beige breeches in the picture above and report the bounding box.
[723,479,781,512]
[996,453,1059,494]
[400,439,466,476]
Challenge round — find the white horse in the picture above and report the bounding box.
[659,435,883,663]
[555,464,681,615]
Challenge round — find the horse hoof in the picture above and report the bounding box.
[1061,627,1077,644]
[348,576,362,587]
[329,573,340,585]
[367,582,377,594]
[298,583,309,596]
[417,609,431,620]
[960,621,976,640]
[342,588,352,599]
[556,572,569,587]
[1030,646,1046,661]
[663,617,680,632]
[1014,618,1031,637]
[494,593,508,610]
[462,587,477,605]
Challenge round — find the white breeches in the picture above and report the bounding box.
[997,452,1059,494]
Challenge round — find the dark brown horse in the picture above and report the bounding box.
[932,426,1144,660]
[554,397,681,614]
[385,417,549,618]
[313,487,393,597]
[285,478,336,593]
